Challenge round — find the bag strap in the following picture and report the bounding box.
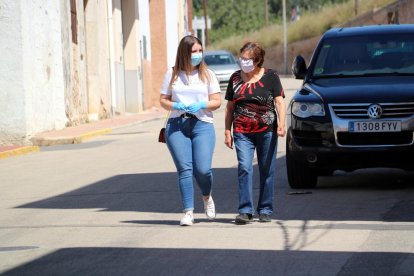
[162,111,170,128]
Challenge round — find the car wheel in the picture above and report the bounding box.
[286,142,318,189]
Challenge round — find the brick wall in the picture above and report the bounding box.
[148,0,167,109]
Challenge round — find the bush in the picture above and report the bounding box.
[209,0,395,54]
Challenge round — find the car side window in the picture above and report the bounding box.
[313,44,331,75]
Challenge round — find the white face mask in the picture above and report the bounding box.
[239,58,255,73]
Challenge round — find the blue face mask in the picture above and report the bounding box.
[191,53,203,66]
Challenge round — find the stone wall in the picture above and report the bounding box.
[0,0,67,145]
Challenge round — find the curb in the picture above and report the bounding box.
[31,129,113,146]
[0,146,40,159]
[1,111,166,159]
[74,129,113,144]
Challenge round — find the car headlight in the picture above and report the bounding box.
[292,102,325,118]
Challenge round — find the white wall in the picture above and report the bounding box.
[0,0,66,145]
[0,0,26,144]
[138,0,151,61]
[22,0,67,135]
[165,0,180,68]
[112,0,126,113]
[123,0,144,112]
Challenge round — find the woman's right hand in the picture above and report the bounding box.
[224,131,233,149]
[172,102,187,111]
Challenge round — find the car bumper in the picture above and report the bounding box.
[287,121,414,171]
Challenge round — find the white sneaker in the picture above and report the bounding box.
[203,196,216,220]
[180,211,194,226]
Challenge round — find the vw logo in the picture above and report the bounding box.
[367,104,382,119]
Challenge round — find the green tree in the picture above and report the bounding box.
[194,0,272,43]
[193,0,349,44]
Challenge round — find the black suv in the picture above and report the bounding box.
[287,24,414,189]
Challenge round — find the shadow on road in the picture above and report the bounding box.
[121,217,234,226]
[16,168,239,215]
[16,156,414,222]
[2,247,413,276]
[8,157,414,275]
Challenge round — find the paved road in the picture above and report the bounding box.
[0,78,413,275]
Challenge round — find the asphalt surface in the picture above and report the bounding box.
[0,78,413,275]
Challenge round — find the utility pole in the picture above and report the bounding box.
[203,0,208,46]
[188,0,193,35]
[282,0,288,74]
[265,0,269,26]
[354,0,358,16]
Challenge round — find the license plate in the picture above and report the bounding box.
[349,121,401,132]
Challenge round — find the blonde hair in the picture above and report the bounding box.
[168,35,210,90]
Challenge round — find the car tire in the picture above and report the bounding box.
[286,143,318,189]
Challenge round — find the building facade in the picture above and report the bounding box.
[0,0,191,145]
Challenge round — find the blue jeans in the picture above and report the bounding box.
[233,131,278,215]
[166,117,215,212]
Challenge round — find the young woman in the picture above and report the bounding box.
[160,35,221,226]
[224,41,286,224]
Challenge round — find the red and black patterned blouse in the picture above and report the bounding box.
[225,69,284,133]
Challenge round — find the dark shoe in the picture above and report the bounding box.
[259,213,271,222]
[235,213,253,225]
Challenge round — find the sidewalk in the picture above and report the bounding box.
[0,108,166,159]
[1,77,301,160]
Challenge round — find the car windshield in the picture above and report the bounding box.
[204,53,237,66]
[311,34,414,78]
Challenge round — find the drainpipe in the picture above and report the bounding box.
[107,0,117,116]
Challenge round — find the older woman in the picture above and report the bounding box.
[224,41,286,224]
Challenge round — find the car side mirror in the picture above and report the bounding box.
[292,55,308,79]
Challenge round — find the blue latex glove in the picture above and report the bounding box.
[186,101,207,114]
[172,102,187,111]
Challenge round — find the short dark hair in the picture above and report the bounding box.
[240,41,265,67]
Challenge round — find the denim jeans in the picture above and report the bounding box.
[233,131,278,215]
[166,117,215,212]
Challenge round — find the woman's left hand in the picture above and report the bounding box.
[277,125,286,137]
[187,101,207,114]
[224,132,233,149]
[274,96,286,137]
